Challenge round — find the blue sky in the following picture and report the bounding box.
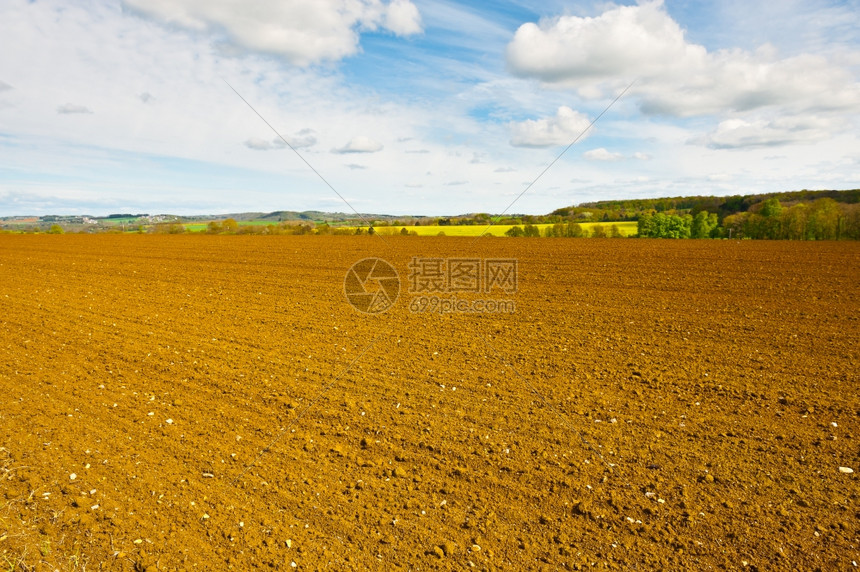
[0,0,858,216]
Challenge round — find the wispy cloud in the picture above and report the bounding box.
[244,131,317,151]
[332,136,384,154]
[583,148,623,162]
[584,148,652,161]
[57,103,92,114]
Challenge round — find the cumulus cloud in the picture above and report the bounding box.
[332,136,383,154]
[509,106,591,147]
[698,116,836,149]
[507,1,691,84]
[57,103,93,114]
[383,0,422,35]
[506,1,860,119]
[122,0,422,66]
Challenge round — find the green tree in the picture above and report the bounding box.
[544,223,563,237]
[637,213,654,237]
[782,204,807,240]
[47,224,64,234]
[722,212,748,239]
[565,222,584,238]
[523,224,540,237]
[505,226,524,237]
[609,224,622,238]
[691,211,718,238]
[638,213,692,238]
[806,198,840,240]
[591,224,607,238]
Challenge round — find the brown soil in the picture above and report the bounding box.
[0,235,857,571]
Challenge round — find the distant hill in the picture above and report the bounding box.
[178,210,415,223]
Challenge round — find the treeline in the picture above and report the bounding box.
[405,189,860,230]
[571,189,860,220]
[504,223,625,238]
[722,197,858,240]
[500,197,860,240]
[639,197,860,240]
[155,219,365,235]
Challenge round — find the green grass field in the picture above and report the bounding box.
[183,220,274,232]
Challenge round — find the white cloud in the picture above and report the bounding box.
[509,106,591,147]
[507,1,693,84]
[139,92,154,103]
[583,148,652,161]
[384,0,422,36]
[0,80,12,92]
[283,130,318,149]
[506,1,860,119]
[122,0,422,66]
[584,148,623,161]
[245,131,317,151]
[699,116,836,149]
[332,136,384,154]
[57,103,93,114]
[244,137,276,151]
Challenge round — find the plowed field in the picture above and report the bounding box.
[1,235,858,571]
